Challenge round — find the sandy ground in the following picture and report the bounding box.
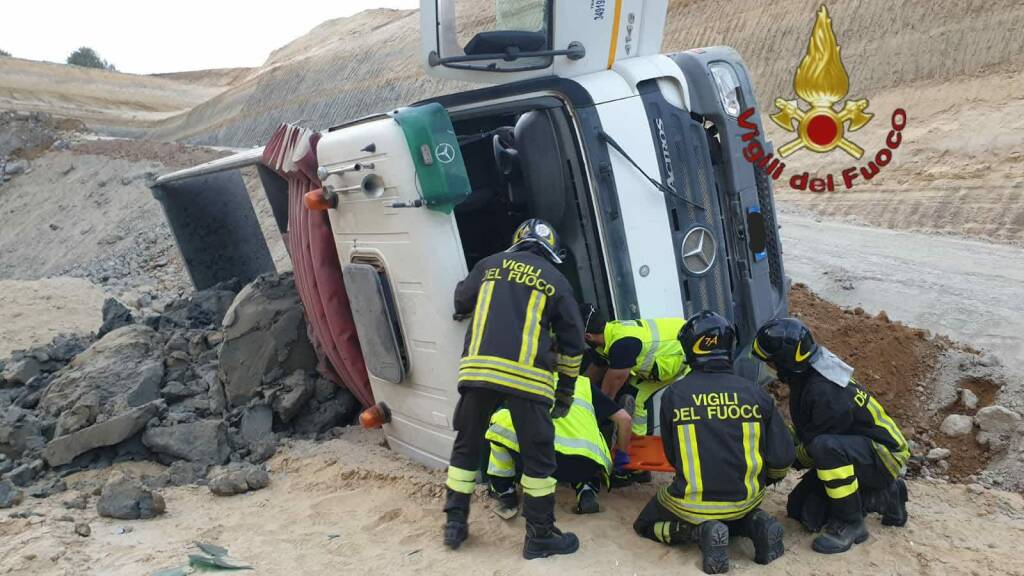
[0,278,104,357]
[778,211,1024,376]
[1,429,1021,576]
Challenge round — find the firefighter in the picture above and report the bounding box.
[633,311,794,575]
[751,318,910,554]
[485,375,632,516]
[443,218,586,560]
[581,307,688,439]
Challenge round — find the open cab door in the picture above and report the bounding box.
[421,0,667,83]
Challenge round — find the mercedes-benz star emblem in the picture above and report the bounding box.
[434,142,456,164]
[681,226,716,275]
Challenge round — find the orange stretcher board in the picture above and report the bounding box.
[623,435,675,473]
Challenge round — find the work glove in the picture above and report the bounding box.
[613,449,631,472]
[550,376,575,419]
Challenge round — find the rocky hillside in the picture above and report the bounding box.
[148,1,1024,146]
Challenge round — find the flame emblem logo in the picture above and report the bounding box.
[771,5,873,158]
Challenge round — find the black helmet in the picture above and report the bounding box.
[752,318,819,374]
[679,311,736,368]
[509,218,565,264]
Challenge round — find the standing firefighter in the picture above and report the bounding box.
[633,311,794,574]
[751,318,910,554]
[443,218,586,560]
[582,309,688,438]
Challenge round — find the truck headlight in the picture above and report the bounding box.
[709,62,741,117]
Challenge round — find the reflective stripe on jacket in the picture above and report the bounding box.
[658,368,795,522]
[454,250,585,403]
[486,376,612,474]
[598,318,688,383]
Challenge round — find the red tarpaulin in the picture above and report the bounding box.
[261,124,373,408]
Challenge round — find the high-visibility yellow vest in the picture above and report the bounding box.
[599,318,688,383]
[485,376,612,474]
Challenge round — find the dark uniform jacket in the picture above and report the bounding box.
[454,250,585,404]
[656,366,794,523]
[789,370,910,478]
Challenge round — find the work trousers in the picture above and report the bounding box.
[633,496,767,545]
[446,386,557,526]
[490,450,602,494]
[789,434,896,526]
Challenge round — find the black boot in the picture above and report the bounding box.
[574,483,599,514]
[631,470,653,484]
[523,522,581,559]
[881,478,909,527]
[610,470,635,488]
[735,509,785,565]
[443,489,470,550]
[812,517,869,554]
[522,494,579,559]
[693,521,730,574]
[787,473,828,533]
[488,483,519,511]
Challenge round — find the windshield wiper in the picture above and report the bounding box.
[428,41,585,66]
[599,130,706,212]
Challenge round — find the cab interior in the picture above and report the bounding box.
[448,98,609,313]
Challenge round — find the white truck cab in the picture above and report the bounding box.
[152,0,787,468]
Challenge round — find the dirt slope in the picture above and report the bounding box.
[2,430,1021,576]
[0,57,233,134]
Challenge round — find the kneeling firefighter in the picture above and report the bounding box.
[582,308,687,485]
[443,218,586,559]
[633,311,794,574]
[752,318,910,554]
[486,375,632,516]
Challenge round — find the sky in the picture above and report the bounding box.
[1,0,420,74]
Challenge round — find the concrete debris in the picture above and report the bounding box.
[975,406,1022,434]
[166,461,208,486]
[926,447,951,461]
[42,400,163,466]
[97,298,135,338]
[6,462,38,486]
[0,407,47,460]
[39,325,164,436]
[272,371,315,423]
[96,476,166,520]
[209,463,270,496]
[940,414,974,438]
[0,273,360,504]
[1,357,41,387]
[0,479,24,508]
[293,392,359,437]
[143,419,230,465]
[219,274,317,408]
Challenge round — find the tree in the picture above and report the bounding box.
[66,47,116,71]
[0,49,10,57]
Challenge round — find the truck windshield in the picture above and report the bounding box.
[436,0,552,71]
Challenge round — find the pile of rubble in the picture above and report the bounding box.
[0,110,84,186]
[0,273,360,514]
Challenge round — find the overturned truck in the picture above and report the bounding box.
[151,0,788,468]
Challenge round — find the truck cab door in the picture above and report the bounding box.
[420,0,667,83]
[317,104,473,468]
